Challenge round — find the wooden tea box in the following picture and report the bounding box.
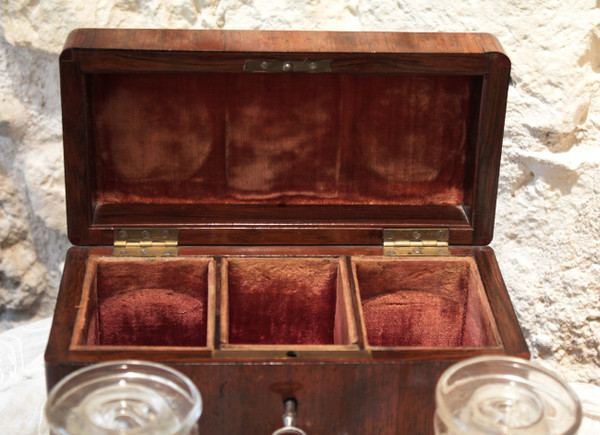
[45,29,529,434]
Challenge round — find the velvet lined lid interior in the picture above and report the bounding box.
[89,73,481,207]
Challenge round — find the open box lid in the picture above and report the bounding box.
[60,29,510,247]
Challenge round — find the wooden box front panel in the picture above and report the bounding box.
[45,359,451,434]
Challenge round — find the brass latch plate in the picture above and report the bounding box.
[383,228,449,256]
[244,59,332,73]
[113,228,178,257]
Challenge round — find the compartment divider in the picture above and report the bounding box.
[334,257,358,346]
[344,256,367,350]
[218,257,229,348]
[212,256,222,352]
[206,258,218,352]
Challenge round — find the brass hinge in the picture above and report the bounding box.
[383,228,449,256]
[113,228,178,257]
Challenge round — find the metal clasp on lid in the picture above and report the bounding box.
[244,59,332,73]
[113,228,178,257]
[383,228,449,256]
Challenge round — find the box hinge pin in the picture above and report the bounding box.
[383,228,449,256]
[113,228,178,257]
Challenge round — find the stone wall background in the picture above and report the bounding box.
[0,1,598,385]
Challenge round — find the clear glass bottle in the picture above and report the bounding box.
[434,356,581,435]
[45,360,202,435]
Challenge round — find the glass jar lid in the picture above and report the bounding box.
[45,360,202,435]
[435,356,582,434]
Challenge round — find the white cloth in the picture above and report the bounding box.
[571,382,600,435]
[0,317,51,435]
[0,317,598,434]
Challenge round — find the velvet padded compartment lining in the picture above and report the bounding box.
[225,257,347,345]
[353,257,499,348]
[81,257,213,347]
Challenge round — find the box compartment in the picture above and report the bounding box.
[352,256,501,349]
[219,257,360,357]
[71,257,216,349]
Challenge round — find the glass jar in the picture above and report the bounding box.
[45,360,202,435]
[434,356,581,435]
